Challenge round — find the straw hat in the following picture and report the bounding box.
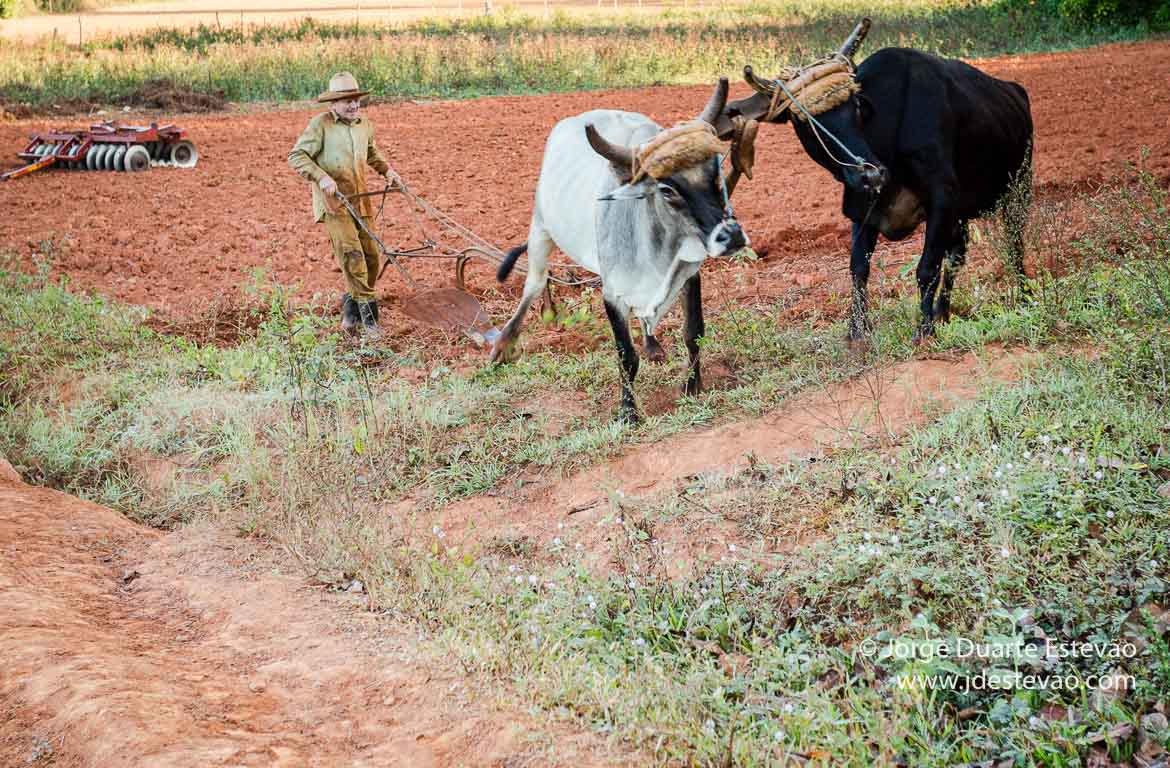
[317,71,370,103]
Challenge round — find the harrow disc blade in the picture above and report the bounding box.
[169,140,198,169]
[123,145,151,172]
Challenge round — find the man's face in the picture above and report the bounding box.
[332,97,361,122]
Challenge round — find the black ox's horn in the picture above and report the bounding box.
[741,65,776,97]
[838,17,872,61]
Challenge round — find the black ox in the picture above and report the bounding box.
[721,20,1034,342]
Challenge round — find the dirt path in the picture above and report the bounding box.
[2,41,1168,347]
[0,468,621,767]
[0,349,1033,763]
[408,348,1036,574]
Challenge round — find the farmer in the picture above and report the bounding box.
[288,71,401,339]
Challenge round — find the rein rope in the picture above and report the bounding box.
[761,54,883,186]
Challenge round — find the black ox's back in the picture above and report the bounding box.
[847,47,1032,224]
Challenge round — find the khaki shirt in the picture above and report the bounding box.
[288,111,390,222]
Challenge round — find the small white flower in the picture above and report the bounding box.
[1043,459,1052,467]
[994,470,1003,479]
[728,543,737,553]
[1106,510,1115,519]
[1024,451,1033,459]
[1151,560,1159,569]
[628,578,637,589]
[514,575,523,584]
[1041,435,1051,444]
[704,719,716,733]
[553,537,562,546]
[616,517,624,526]
[891,534,900,544]
[437,530,445,539]
[635,637,646,647]
[864,532,873,541]
[928,496,938,505]
[890,457,898,465]
[976,501,986,511]
[952,495,961,504]
[773,729,786,743]
[1000,489,1010,498]
[575,542,583,551]
[1000,547,1011,558]
[528,574,538,584]
[508,564,517,573]
[588,601,597,610]
[783,702,795,714]
[1006,463,1014,470]
[546,582,556,590]
[963,475,972,483]
[557,522,564,530]
[992,443,1000,451]
[1078,455,1087,465]
[1094,470,1103,480]
[432,525,442,535]
[1062,446,1072,456]
[938,464,948,476]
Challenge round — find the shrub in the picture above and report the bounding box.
[1059,0,1170,26]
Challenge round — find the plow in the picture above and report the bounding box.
[1,121,199,181]
[336,181,597,345]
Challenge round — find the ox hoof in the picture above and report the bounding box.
[489,334,518,364]
[615,406,641,426]
[911,326,936,347]
[681,378,702,398]
[644,336,667,364]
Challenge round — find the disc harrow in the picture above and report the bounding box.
[2,121,198,181]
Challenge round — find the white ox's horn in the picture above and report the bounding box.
[697,77,730,126]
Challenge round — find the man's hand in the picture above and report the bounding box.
[384,169,402,189]
[318,175,339,197]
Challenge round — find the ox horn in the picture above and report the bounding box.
[838,17,872,61]
[585,123,635,171]
[697,77,730,126]
[742,65,776,97]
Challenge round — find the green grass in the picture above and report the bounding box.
[2,174,1169,764]
[0,0,1156,107]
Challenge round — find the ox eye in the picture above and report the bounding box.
[658,184,681,202]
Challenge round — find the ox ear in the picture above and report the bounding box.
[585,124,635,184]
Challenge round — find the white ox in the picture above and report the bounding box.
[492,79,747,423]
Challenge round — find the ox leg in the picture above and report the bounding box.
[681,273,704,396]
[933,221,968,324]
[603,300,640,425]
[848,221,879,344]
[492,228,553,363]
[914,200,959,342]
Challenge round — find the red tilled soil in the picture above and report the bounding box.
[1,41,1168,350]
[0,466,623,767]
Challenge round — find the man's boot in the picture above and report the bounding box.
[341,293,360,334]
[358,300,382,341]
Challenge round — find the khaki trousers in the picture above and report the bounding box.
[324,213,381,302]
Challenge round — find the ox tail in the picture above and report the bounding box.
[497,241,527,282]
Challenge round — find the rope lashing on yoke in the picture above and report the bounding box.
[744,47,882,184]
